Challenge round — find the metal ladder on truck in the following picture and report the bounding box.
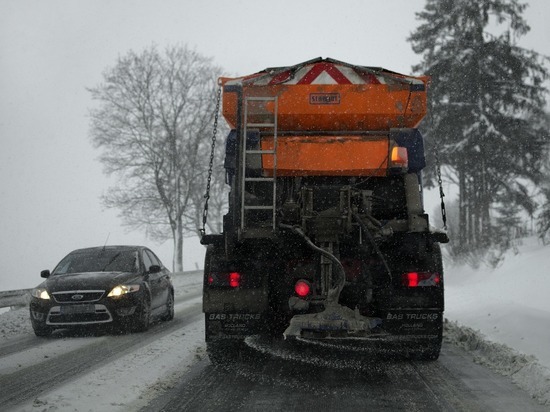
[240,96,278,235]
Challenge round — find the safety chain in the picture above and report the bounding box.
[435,149,448,231]
[201,86,222,238]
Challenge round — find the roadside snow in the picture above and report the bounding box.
[0,306,33,340]
[15,316,206,412]
[444,236,550,406]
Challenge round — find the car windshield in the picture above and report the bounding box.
[52,249,139,275]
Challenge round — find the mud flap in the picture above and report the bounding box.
[205,312,265,340]
[383,309,442,339]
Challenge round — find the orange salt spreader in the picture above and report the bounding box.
[219,57,429,177]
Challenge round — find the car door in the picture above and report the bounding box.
[146,249,170,307]
[142,249,162,309]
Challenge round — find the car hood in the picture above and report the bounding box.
[42,272,141,292]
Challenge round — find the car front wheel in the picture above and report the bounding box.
[32,324,53,337]
[161,291,174,322]
[130,296,151,333]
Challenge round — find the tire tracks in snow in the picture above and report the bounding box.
[0,291,202,409]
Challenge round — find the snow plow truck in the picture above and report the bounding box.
[201,57,448,362]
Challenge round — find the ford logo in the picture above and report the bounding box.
[71,294,84,300]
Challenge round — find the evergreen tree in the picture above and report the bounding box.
[409,0,549,258]
[538,185,550,244]
[537,112,550,244]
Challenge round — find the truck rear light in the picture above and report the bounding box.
[390,146,408,168]
[294,279,311,297]
[402,272,441,287]
[207,271,242,288]
[229,272,241,288]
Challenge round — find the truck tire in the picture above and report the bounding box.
[417,340,442,361]
[410,325,443,361]
[206,339,248,366]
[413,243,444,361]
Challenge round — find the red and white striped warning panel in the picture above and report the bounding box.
[224,57,426,89]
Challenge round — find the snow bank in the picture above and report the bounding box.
[444,319,550,406]
[0,305,33,339]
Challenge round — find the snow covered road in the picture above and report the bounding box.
[153,340,548,412]
[1,270,549,411]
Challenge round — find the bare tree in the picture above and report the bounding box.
[89,44,226,271]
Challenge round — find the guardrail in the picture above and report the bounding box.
[0,289,31,308]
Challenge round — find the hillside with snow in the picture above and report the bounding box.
[444,237,550,367]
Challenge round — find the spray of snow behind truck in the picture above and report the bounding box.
[201,57,448,363]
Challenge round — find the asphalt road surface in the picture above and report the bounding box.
[146,338,548,412]
[0,273,547,412]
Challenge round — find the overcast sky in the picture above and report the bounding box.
[1,0,549,290]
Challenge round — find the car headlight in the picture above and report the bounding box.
[31,288,51,300]
[107,284,140,297]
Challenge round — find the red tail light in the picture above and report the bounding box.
[207,271,242,288]
[294,279,311,297]
[402,272,441,287]
[229,272,241,288]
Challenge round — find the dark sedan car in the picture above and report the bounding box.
[29,245,174,336]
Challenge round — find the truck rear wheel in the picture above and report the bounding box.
[206,339,248,365]
[417,341,442,360]
[412,243,444,361]
[409,328,442,360]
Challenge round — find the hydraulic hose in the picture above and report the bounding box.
[351,210,393,285]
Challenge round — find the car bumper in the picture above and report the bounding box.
[30,294,142,328]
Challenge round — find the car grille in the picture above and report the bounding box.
[52,290,105,303]
[47,304,113,325]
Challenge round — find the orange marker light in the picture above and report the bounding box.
[391,146,408,167]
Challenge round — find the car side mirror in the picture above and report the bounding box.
[148,265,161,274]
[41,270,51,278]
